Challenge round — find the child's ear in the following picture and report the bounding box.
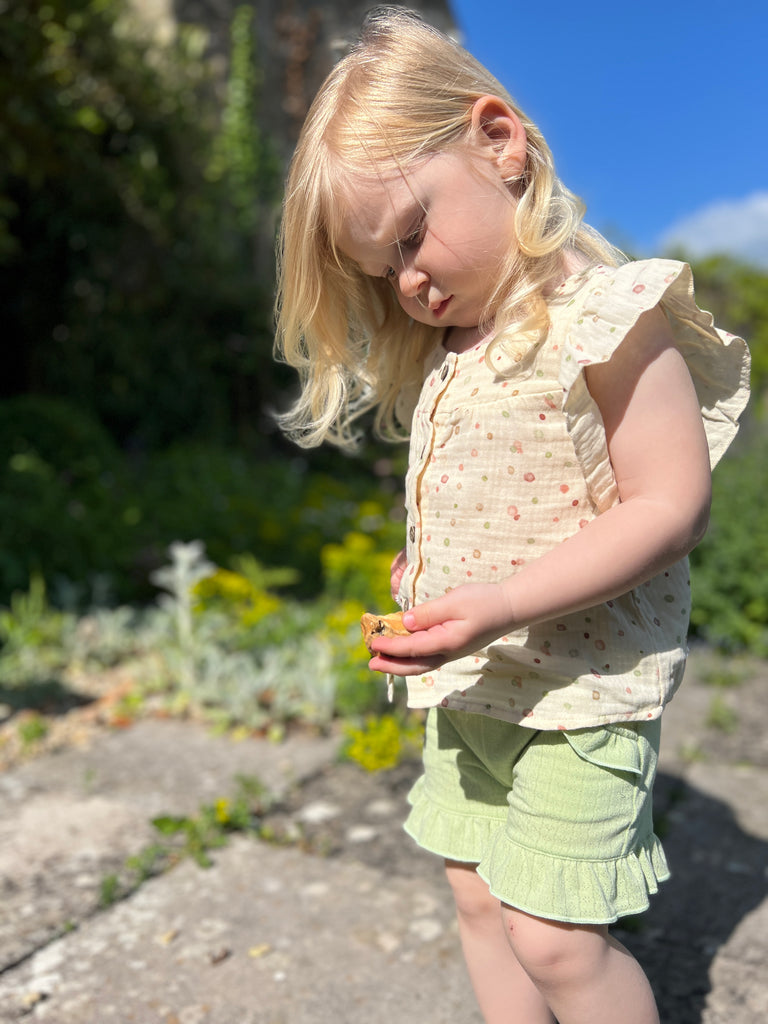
[470,95,527,178]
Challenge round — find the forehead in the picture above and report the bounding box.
[337,160,421,242]
[334,163,423,267]
[337,183,403,266]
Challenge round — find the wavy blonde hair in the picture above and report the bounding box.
[274,6,624,449]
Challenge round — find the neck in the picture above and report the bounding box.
[443,324,487,354]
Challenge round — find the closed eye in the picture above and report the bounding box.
[400,219,426,249]
[381,216,426,281]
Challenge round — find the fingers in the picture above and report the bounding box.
[369,627,445,660]
[368,584,510,677]
[367,587,481,676]
[390,549,408,601]
[367,618,454,675]
[368,650,446,676]
[402,593,457,632]
[390,548,407,573]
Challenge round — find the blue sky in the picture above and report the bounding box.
[450,0,768,266]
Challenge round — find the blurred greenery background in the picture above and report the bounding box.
[1,0,766,749]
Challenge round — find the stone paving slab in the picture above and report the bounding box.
[0,838,480,1024]
[0,720,339,975]
[1,651,767,1023]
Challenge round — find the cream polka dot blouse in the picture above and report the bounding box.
[395,259,750,730]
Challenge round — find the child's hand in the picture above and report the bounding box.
[367,583,513,675]
[390,548,408,601]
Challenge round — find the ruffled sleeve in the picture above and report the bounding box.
[557,259,751,513]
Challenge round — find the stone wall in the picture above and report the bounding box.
[134,0,456,162]
[127,0,456,277]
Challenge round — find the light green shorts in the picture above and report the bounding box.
[404,707,670,925]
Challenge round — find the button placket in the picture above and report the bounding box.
[407,354,457,604]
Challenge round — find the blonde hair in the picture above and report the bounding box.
[274,6,624,449]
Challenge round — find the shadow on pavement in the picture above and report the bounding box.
[616,771,768,1023]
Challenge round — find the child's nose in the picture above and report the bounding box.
[398,263,428,298]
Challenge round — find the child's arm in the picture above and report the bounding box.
[368,307,713,676]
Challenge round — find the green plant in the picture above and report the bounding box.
[0,395,147,603]
[150,540,215,684]
[689,429,768,655]
[192,563,288,629]
[93,775,284,911]
[0,574,74,687]
[1,0,281,453]
[151,809,230,869]
[0,412,408,608]
[688,255,768,404]
[141,539,390,730]
[125,844,168,885]
[99,873,121,908]
[151,774,273,867]
[206,4,278,234]
[146,542,316,727]
[99,842,167,907]
[0,574,69,651]
[679,741,706,764]
[615,914,645,935]
[17,712,50,749]
[69,606,146,668]
[322,531,399,611]
[341,713,424,772]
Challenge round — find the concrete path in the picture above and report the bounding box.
[0,648,766,1023]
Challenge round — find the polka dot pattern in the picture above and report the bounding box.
[397,259,750,730]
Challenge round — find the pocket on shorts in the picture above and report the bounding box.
[563,723,643,776]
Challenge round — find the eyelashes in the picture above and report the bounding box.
[401,219,426,250]
[384,218,426,280]
[403,219,428,250]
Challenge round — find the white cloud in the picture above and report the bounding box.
[660,191,768,268]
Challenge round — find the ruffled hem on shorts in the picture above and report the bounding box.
[404,775,504,861]
[404,776,670,926]
[477,830,670,925]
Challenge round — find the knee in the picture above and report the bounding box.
[501,906,609,989]
[444,860,498,926]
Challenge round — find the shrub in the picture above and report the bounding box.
[0,395,134,599]
[689,428,768,655]
[1,0,281,451]
[0,396,406,608]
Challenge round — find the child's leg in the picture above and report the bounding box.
[501,905,659,1024]
[446,860,556,1024]
[407,711,665,1024]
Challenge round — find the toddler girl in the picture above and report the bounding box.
[274,8,750,1023]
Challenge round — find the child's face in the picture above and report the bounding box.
[337,141,519,332]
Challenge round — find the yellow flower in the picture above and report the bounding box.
[344,715,409,772]
[326,599,366,636]
[192,568,282,625]
[214,798,231,825]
